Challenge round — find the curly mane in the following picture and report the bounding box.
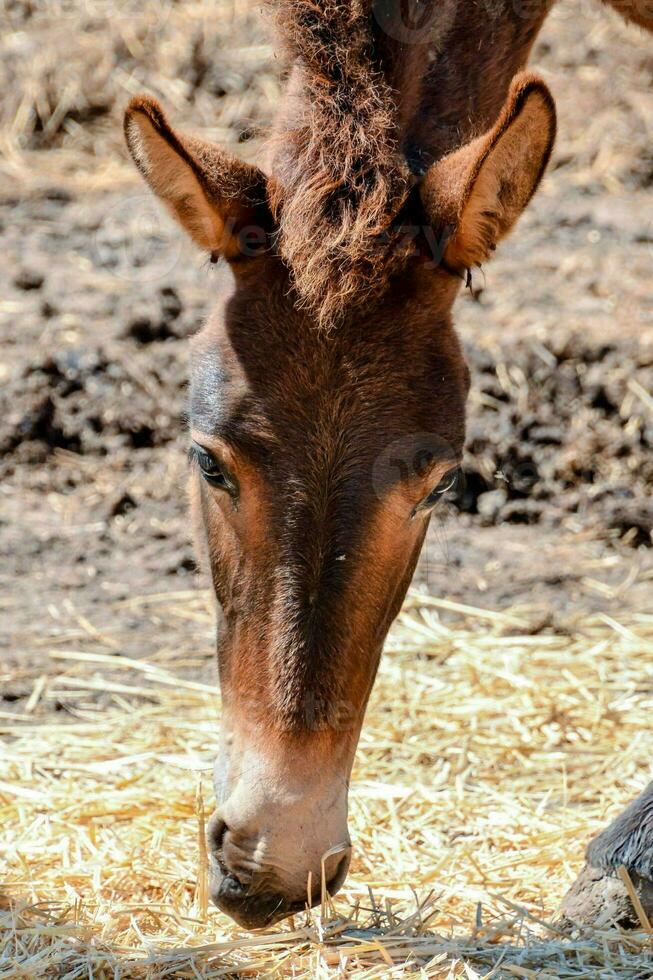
[267,0,441,325]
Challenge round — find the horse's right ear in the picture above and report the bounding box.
[124,96,273,261]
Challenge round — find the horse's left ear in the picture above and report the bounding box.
[420,73,556,272]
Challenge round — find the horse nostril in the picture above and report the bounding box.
[206,811,227,856]
[326,849,351,897]
[219,872,249,901]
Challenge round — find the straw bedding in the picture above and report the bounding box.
[2,590,653,977]
[2,1,652,976]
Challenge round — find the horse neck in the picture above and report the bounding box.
[405,0,554,169]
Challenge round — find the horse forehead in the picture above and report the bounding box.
[190,333,417,434]
[192,309,456,400]
[188,304,468,477]
[190,375,428,478]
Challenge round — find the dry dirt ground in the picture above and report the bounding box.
[1,1,652,694]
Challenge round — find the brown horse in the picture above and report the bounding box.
[124,0,653,930]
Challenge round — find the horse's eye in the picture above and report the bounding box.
[414,468,460,515]
[190,442,232,491]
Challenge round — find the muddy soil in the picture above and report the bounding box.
[1,2,652,704]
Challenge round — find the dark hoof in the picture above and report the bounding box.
[558,862,653,931]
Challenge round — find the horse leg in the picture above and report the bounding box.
[560,780,653,928]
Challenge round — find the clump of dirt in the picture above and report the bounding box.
[457,337,653,545]
[0,340,187,476]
